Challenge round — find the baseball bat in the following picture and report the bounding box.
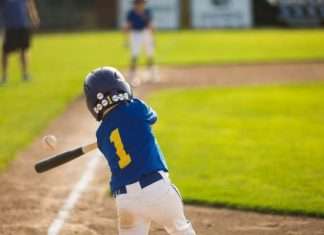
[35,142,98,173]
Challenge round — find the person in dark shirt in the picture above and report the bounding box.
[124,0,159,87]
[1,0,40,85]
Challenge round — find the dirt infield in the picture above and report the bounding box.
[0,63,324,235]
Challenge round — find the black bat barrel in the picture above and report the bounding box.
[35,147,84,173]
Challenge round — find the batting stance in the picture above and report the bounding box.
[124,0,158,86]
[84,67,196,235]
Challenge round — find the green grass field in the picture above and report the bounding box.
[149,83,324,216]
[1,29,323,166]
[0,30,324,215]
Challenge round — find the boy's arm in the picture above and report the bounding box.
[148,22,155,48]
[134,98,158,125]
[123,21,132,33]
[148,21,155,33]
[123,11,132,48]
[147,9,154,33]
[146,106,157,125]
[147,10,155,46]
[123,22,131,48]
[144,103,157,125]
[27,0,40,29]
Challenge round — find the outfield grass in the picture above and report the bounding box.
[36,29,324,67]
[0,29,324,170]
[149,83,324,216]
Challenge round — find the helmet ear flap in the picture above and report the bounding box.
[97,112,103,121]
[84,67,133,121]
[92,91,132,121]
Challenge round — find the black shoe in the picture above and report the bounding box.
[23,74,31,82]
[0,78,7,86]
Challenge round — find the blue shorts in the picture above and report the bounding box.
[3,28,31,53]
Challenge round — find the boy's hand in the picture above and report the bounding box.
[31,17,40,29]
[27,0,40,29]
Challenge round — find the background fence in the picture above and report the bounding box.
[1,0,324,30]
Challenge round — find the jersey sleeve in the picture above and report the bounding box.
[95,127,105,156]
[134,98,157,125]
[126,10,132,24]
[145,105,157,125]
[146,9,153,23]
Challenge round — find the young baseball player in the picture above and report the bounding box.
[124,0,158,86]
[84,67,196,235]
[0,0,40,85]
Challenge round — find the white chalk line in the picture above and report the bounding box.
[47,153,101,235]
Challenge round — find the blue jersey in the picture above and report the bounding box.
[127,9,152,31]
[1,0,30,29]
[96,98,168,192]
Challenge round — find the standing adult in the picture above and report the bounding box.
[124,0,158,86]
[1,0,40,85]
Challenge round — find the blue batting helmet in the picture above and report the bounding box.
[84,67,133,121]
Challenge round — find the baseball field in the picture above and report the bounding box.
[1,29,324,234]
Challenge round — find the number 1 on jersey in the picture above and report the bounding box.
[110,128,132,169]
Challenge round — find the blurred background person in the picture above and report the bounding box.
[1,0,40,85]
[124,0,158,87]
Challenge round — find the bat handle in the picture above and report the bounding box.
[83,142,97,153]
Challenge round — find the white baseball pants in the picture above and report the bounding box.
[130,30,155,58]
[115,172,196,235]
